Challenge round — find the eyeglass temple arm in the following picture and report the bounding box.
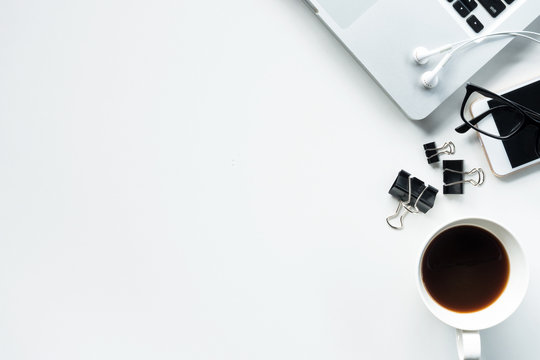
[493,96,540,121]
[502,97,540,118]
[455,105,510,134]
[523,108,540,121]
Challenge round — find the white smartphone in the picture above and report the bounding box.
[469,77,540,177]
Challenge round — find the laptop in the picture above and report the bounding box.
[302,0,540,120]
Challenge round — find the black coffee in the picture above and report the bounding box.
[422,225,510,313]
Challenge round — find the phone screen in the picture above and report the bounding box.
[488,79,540,168]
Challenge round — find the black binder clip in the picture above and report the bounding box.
[386,170,438,230]
[443,160,485,194]
[423,141,455,164]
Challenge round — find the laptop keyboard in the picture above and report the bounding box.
[446,0,516,33]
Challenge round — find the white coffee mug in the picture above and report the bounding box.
[417,218,529,360]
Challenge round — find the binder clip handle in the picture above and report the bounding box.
[445,167,485,187]
[443,160,485,194]
[386,197,424,230]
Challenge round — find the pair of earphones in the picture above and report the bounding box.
[412,30,540,89]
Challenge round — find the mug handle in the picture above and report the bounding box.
[456,329,481,360]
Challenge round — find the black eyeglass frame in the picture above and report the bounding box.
[457,83,540,140]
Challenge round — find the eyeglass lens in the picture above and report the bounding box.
[462,90,525,138]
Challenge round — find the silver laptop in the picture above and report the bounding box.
[302,0,540,119]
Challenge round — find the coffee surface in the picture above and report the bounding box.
[422,225,510,313]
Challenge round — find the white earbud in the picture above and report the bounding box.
[414,31,540,89]
[420,53,451,89]
[413,47,432,65]
[421,70,439,89]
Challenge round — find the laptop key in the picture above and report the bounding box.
[503,0,514,3]
[467,15,484,33]
[453,1,471,17]
[477,0,506,17]
[462,0,478,11]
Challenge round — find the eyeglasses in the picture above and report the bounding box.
[455,83,540,153]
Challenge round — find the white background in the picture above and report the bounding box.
[1,1,540,359]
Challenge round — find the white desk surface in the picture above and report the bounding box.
[1,1,540,359]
